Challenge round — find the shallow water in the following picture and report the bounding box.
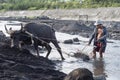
[0,21,120,80]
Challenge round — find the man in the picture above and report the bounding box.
[88,20,107,58]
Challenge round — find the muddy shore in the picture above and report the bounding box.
[0,37,66,80]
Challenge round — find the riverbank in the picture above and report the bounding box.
[1,7,120,21]
[0,37,66,80]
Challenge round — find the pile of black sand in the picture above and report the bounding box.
[0,38,66,80]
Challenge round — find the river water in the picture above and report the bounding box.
[0,21,120,80]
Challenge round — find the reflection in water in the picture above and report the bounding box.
[93,59,106,76]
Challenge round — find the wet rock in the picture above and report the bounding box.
[73,38,79,42]
[64,39,73,44]
[83,55,90,61]
[64,38,80,44]
[64,68,94,80]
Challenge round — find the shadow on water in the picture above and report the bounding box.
[92,58,107,76]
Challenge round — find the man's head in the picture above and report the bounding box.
[94,20,103,25]
[94,20,103,28]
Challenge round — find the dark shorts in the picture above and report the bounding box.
[94,42,106,52]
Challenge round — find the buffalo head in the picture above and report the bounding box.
[5,24,33,48]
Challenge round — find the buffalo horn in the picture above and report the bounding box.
[5,25,13,34]
[20,23,25,32]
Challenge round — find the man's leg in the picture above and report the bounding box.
[99,43,105,58]
[99,48,103,58]
[93,49,96,59]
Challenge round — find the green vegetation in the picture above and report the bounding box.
[0,0,120,11]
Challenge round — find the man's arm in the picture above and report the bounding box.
[88,28,96,45]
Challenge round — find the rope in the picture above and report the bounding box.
[81,45,88,53]
[25,31,49,44]
[25,31,72,57]
[77,45,97,59]
[25,31,95,58]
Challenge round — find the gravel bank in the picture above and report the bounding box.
[1,7,120,21]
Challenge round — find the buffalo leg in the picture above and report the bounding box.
[52,40,65,60]
[34,39,39,57]
[36,47,39,57]
[45,44,52,58]
[34,46,39,57]
[11,39,14,47]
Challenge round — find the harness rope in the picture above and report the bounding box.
[25,31,95,58]
[75,44,96,59]
[25,31,72,57]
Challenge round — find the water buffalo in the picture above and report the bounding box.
[5,22,65,60]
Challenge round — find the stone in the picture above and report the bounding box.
[64,39,73,44]
[64,68,94,80]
